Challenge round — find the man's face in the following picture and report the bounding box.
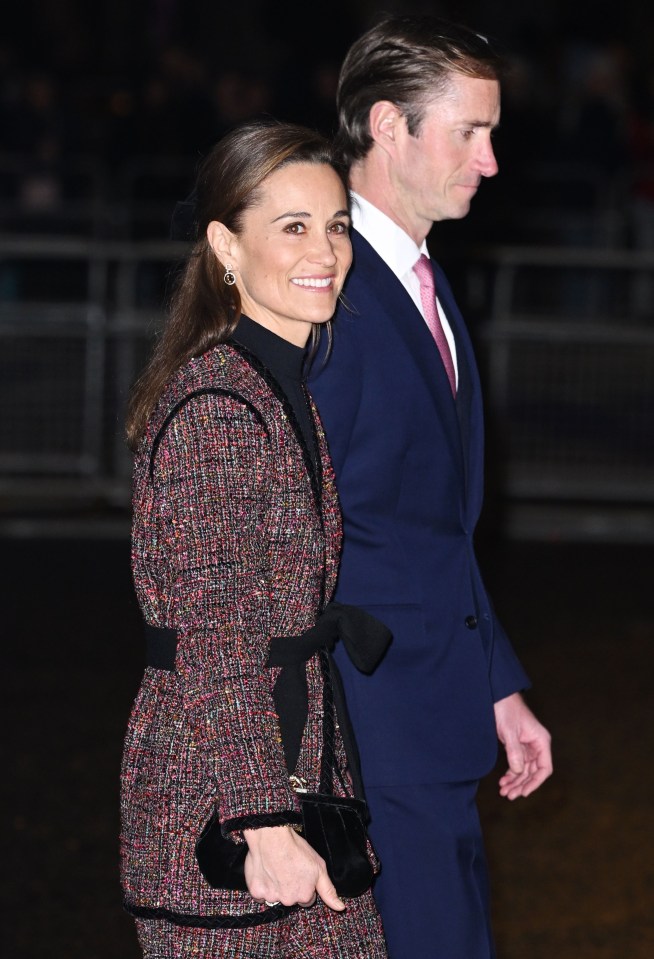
[392,74,500,230]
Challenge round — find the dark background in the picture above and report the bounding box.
[3,0,654,245]
[4,2,654,957]
[6,536,654,958]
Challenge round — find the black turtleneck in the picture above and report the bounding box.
[231,315,317,468]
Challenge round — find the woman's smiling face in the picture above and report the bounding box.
[214,162,352,347]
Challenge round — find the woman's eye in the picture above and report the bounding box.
[329,221,349,234]
[285,222,306,234]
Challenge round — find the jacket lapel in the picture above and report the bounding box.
[432,259,485,515]
[347,231,465,480]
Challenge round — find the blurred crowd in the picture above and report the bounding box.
[1,0,654,247]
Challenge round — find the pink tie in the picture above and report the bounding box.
[413,254,456,397]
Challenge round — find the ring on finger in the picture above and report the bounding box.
[264,900,282,907]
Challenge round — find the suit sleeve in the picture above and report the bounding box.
[152,392,301,833]
[488,608,532,702]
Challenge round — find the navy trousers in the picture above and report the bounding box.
[365,781,496,959]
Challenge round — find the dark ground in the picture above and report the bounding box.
[5,533,654,958]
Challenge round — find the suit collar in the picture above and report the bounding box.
[351,192,425,281]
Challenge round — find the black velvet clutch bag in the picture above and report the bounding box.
[195,809,250,893]
[297,790,373,897]
[195,788,373,898]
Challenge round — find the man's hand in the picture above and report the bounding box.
[494,692,553,800]
[243,825,346,911]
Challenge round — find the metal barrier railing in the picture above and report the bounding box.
[472,245,654,510]
[0,236,188,507]
[1,235,654,538]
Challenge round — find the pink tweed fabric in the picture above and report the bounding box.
[135,890,388,957]
[120,343,382,938]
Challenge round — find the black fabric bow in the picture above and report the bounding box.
[267,602,393,791]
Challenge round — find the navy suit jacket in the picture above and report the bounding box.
[309,229,530,788]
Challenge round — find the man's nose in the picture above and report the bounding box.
[477,137,499,178]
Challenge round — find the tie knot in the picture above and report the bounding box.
[413,253,435,292]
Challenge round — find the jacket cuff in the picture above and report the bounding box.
[222,809,303,842]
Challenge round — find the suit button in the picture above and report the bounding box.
[465,615,478,629]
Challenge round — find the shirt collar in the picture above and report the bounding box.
[351,192,429,281]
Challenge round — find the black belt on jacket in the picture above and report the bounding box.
[144,602,392,799]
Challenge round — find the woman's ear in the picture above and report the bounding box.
[207,220,237,263]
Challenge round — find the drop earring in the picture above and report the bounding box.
[223,267,236,286]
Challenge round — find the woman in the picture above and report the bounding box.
[120,120,389,958]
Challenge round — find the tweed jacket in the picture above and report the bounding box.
[120,341,346,927]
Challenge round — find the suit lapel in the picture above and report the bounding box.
[432,262,476,490]
[347,231,465,479]
[432,259,485,514]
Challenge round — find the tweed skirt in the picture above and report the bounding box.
[135,891,388,958]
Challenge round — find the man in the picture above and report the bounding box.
[309,15,553,959]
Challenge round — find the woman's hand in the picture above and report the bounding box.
[243,825,345,911]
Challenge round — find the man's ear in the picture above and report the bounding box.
[207,220,237,263]
[368,100,403,152]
